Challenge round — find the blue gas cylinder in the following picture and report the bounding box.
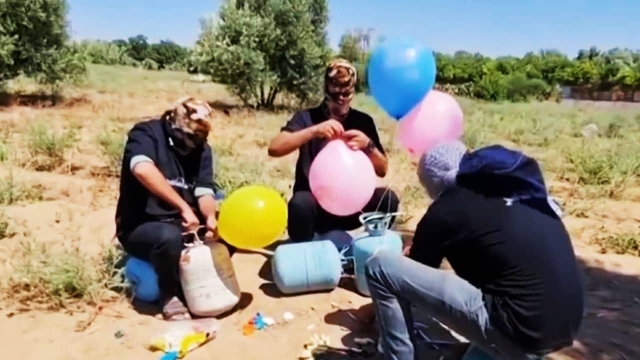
[351,212,403,297]
[124,256,160,303]
[271,240,343,295]
[314,230,353,255]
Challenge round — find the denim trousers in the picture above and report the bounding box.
[365,250,542,360]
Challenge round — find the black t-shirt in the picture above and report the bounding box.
[409,187,583,353]
[281,105,385,193]
[115,119,216,235]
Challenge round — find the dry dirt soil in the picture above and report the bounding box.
[0,66,639,360]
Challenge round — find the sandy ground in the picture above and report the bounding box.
[1,166,639,360]
[0,76,639,359]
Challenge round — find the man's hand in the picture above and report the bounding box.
[313,120,344,139]
[181,206,200,231]
[204,215,219,241]
[343,129,370,151]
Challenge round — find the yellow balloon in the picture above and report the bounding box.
[218,185,287,250]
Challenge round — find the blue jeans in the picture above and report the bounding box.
[365,251,540,360]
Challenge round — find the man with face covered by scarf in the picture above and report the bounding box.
[365,141,583,360]
[115,97,235,321]
[268,59,400,242]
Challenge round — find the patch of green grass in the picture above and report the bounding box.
[559,141,640,198]
[0,137,8,162]
[2,240,127,310]
[26,123,78,171]
[593,234,640,257]
[0,172,44,205]
[0,212,11,240]
[96,129,126,176]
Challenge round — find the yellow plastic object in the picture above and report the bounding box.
[149,332,209,358]
[178,332,209,358]
[150,338,168,352]
[148,319,220,358]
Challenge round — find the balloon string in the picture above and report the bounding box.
[359,119,402,224]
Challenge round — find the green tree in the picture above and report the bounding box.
[112,39,128,48]
[338,32,360,64]
[194,0,331,108]
[71,37,190,70]
[0,0,86,92]
[126,35,151,62]
[73,40,133,66]
[337,28,374,93]
[150,40,188,69]
[342,27,640,102]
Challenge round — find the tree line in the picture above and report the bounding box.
[71,35,193,71]
[2,0,640,106]
[338,31,640,102]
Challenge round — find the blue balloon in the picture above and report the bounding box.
[367,39,437,120]
[125,257,160,303]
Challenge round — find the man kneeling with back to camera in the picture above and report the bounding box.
[115,97,235,321]
[267,59,400,241]
[365,141,583,360]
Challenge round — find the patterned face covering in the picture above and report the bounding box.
[417,141,468,199]
[161,97,213,155]
[323,59,357,117]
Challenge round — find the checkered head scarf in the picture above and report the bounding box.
[418,140,468,199]
[161,97,213,153]
[324,59,357,103]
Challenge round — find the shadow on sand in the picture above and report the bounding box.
[321,256,640,360]
[128,292,254,320]
[0,92,92,108]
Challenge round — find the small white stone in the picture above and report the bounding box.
[298,348,313,359]
[283,312,295,322]
[262,317,276,326]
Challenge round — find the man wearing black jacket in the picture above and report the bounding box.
[115,97,234,321]
[365,141,583,360]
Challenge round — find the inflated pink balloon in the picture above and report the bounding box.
[397,90,464,156]
[309,140,376,216]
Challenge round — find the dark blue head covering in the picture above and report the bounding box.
[456,145,563,218]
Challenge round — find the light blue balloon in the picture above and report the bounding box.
[125,257,160,303]
[367,39,437,120]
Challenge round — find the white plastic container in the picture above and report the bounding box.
[179,238,241,317]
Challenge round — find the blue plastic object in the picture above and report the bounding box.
[351,212,403,297]
[460,345,496,360]
[124,256,160,303]
[367,38,437,120]
[271,240,343,295]
[253,313,266,330]
[159,351,178,360]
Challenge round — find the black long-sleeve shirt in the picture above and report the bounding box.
[409,187,583,353]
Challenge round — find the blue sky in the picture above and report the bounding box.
[68,0,638,57]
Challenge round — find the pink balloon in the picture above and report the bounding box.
[397,90,464,156]
[309,140,376,216]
